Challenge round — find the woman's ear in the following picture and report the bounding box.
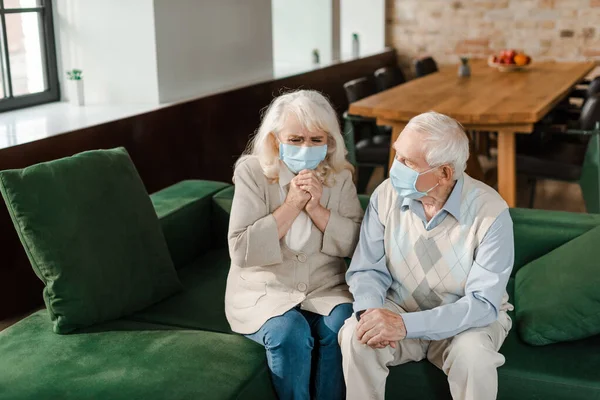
[327,133,336,153]
[268,132,279,149]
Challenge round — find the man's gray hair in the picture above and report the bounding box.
[405,111,470,179]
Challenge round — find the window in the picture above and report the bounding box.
[0,0,58,112]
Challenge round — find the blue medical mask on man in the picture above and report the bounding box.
[279,142,328,174]
[389,159,440,199]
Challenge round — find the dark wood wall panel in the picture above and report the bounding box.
[0,49,397,321]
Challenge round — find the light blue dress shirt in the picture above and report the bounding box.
[346,177,514,341]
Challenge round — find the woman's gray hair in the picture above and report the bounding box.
[405,111,469,179]
[235,89,353,185]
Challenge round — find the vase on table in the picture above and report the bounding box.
[458,57,471,77]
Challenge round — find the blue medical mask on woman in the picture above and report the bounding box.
[390,159,439,199]
[279,143,328,173]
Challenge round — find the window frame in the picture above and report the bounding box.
[0,0,59,112]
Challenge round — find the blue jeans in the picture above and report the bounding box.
[245,303,353,400]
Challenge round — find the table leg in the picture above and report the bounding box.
[497,130,517,207]
[388,122,406,170]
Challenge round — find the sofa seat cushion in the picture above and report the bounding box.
[385,279,600,399]
[130,248,231,333]
[0,311,275,400]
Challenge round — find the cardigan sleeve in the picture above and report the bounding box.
[228,160,283,267]
[321,169,364,258]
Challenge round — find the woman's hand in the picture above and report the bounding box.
[285,178,311,210]
[295,170,330,232]
[295,170,323,213]
[274,180,310,239]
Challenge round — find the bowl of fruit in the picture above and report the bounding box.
[488,50,532,72]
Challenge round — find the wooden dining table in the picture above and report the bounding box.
[349,59,596,207]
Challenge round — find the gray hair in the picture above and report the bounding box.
[235,89,353,185]
[405,111,469,179]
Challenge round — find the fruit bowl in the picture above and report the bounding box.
[488,50,532,72]
[487,57,531,72]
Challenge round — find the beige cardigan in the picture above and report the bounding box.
[225,157,364,334]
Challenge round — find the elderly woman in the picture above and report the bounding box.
[225,90,363,400]
[340,111,514,400]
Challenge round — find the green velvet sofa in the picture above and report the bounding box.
[1,180,599,400]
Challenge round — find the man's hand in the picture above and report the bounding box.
[356,308,407,348]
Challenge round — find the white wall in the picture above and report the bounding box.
[54,0,160,105]
[272,0,332,77]
[52,1,383,106]
[340,0,385,59]
[153,0,273,104]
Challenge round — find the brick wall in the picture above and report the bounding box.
[386,0,600,73]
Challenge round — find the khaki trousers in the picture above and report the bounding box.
[339,300,512,400]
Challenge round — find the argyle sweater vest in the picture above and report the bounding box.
[377,174,509,312]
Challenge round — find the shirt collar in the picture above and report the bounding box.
[400,176,463,220]
[279,161,295,187]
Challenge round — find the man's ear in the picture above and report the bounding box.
[440,165,454,182]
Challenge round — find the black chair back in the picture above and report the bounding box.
[414,57,438,78]
[587,77,600,98]
[580,94,600,130]
[374,66,406,92]
[343,77,377,104]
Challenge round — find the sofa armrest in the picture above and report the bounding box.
[211,185,235,250]
[511,208,600,275]
[151,180,231,269]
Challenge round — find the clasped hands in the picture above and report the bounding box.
[356,308,407,349]
[285,169,324,213]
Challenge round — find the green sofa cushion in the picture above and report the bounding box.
[212,185,235,249]
[358,194,370,210]
[130,248,231,333]
[385,279,600,400]
[510,208,600,276]
[152,180,231,268]
[0,311,275,400]
[515,225,600,346]
[0,148,182,334]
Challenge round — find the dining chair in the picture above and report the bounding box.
[552,77,600,123]
[343,76,377,103]
[569,76,600,101]
[374,66,407,92]
[414,57,438,78]
[342,76,390,194]
[517,94,600,212]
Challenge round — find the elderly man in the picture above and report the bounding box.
[339,111,514,400]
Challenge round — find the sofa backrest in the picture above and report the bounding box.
[211,186,600,278]
[211,186,235,250]
[510,208,600,274]
[151,180,231,269]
